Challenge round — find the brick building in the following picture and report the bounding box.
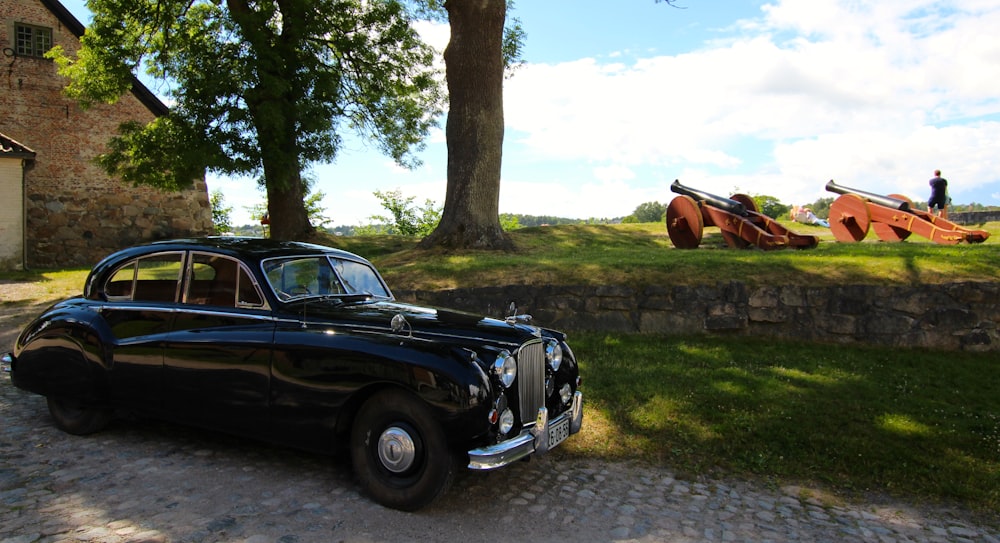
[1,0,212,270]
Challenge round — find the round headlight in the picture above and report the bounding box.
[493,351,517,388]
[545,341,563,372]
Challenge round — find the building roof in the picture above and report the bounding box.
[40,0,170,117]
[0,133,37,159]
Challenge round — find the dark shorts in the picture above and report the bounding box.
[929,196,947,210]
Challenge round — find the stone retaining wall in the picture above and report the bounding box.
[395,281,999,351]
[948,210,1000,225]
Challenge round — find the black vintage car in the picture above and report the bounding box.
[2,238,583,510]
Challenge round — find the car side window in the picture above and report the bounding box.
[106,262,136,300]
[105,253,184,302]
[135,254,184,302]
[186,253,266,309]
[237,266,265,308]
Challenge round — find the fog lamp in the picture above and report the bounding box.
[499,409,515,435]
[560,384,573,406]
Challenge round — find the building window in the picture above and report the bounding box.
[15,23,53,58]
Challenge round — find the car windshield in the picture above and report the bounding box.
[262,256,391,302]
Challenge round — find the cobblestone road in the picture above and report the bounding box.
[2,373,998,543]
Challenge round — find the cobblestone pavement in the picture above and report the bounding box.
[2,374,998,543]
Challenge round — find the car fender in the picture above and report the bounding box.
[270,326,495,446]
[12,302,109,404]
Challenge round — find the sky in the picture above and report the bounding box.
[60,0,1000,227]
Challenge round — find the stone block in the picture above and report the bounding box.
[748,306,788,323]
[704,314,748,331]
[749,287,780,309]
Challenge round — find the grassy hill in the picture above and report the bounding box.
[323,220,1000,292]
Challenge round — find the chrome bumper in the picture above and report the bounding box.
[1,353,12,373]
[467,391,583,470]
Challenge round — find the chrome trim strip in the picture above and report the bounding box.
[304,321,522,348]
[466,391,583,471]
[97,305,275,323]
[97,305,177,313]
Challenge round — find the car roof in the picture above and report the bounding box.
[141,237,370,265]
[86,237,376,298]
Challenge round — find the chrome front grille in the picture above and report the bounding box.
[517,340,546,425]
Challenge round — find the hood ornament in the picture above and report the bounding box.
[504,301,532,325]
[390,313,413,338]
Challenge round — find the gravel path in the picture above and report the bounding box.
[2,371,998,543]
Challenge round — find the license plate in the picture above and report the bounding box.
[548,417,570,449]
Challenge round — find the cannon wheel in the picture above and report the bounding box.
[871,193,914,242]
[829,194,871,242]
[666,195,704,249]
[729,193,758,214]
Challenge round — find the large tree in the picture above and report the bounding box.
[418,0,678,250]
[51,0,442,240]
[417,0,516,250]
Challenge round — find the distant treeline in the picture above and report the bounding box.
[226,200,999,238]
[227,214,618,238]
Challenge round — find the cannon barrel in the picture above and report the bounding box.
[825,180,910,211]
[670,180,747,216]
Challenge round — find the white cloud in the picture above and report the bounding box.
[501,0,1000,211]
[500,179,660,220]
[593,164,636,183]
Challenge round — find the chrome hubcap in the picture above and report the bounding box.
[377,426,416,473]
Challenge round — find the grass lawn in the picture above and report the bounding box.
[566,333,999,515]
[2,221,998,515]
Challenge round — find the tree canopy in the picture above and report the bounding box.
[625,201,667,223]
[50,0,443,240]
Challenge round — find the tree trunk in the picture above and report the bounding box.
[265,169,314,241]
[257,118,314,241]
[232,2,315,242]
[419,0,513,250]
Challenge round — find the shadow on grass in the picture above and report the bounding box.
[567,333,1000,514]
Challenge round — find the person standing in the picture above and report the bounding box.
[928,170,948,217]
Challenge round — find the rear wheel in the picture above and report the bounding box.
[350,389,455,511]
[46,396,112,435]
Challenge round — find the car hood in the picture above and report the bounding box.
[283,299,544,348]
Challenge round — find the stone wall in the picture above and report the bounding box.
[948,210,1000,225]
[395,281,1000,352]
[1,0,213,269]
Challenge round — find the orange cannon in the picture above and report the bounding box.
[825,180,989,244]
[666,180,819,250]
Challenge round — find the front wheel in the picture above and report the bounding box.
[46,396,112,435]
[350,389,455,511]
